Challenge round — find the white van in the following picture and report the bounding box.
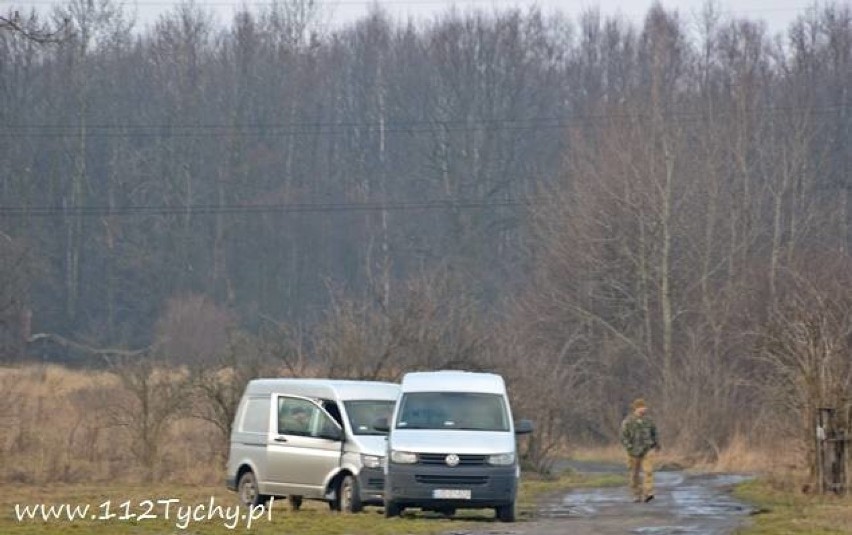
[378,371,533,522]
[226,379,399,512]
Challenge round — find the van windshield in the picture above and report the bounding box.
[395,392,509,431]
[344,400,396,435]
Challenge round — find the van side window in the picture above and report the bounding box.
[241,398,270,433]
[277,397,339,438]
[278,397,315,436]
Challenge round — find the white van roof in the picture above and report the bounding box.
[245,379,399,401]
[401,371,506,394]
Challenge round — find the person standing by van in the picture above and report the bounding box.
[620,398,660,503]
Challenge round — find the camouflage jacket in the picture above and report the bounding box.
[620,414,659,457]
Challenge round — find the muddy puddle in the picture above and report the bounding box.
[537,471,753,535]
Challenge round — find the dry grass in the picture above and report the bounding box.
[7,364,851,535]
[709,436,852,534]
[0,365,811,484]
[569,444,689,472]
[735,476,852,534]
[570,433,803,475]
[569,444,626,463]
[0,363,395,487]
[0,364,224,486]
[694,433,802,474]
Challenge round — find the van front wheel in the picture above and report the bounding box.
[339,475,363,513]
[495,501,516,522]
[237,471,269,508]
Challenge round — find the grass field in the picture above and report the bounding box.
[2,470,621,534]
[735,478,852,535]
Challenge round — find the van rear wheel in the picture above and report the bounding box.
[495,501,516,522]
[339,475,363,513]
[237,470,269,508]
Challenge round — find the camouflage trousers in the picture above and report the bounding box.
[627,452,654,499]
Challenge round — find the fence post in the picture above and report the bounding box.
[816,407,850,495]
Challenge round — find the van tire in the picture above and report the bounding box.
[495,501,516,522]
[237,470,269,508]
[288,496,303,511]
[339,475,363,513]
[384,500,402,518]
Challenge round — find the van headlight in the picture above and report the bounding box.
[390,450,418,464]
[487,453,515,466]
[361,454,382,469]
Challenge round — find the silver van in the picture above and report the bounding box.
[226,379,399,512]
[378,371,533,522]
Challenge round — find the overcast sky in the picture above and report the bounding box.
[8,0,822,35]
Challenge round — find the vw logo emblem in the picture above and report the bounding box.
[445,454,460,467]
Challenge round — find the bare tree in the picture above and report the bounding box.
[313,267,486,379]
[0,234,34,361]
[107,357,189,482]
[190,329,277,459]
[755,255,852,479]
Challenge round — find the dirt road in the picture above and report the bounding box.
[448,463,754,535]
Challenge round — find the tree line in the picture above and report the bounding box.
[1,0,850,469]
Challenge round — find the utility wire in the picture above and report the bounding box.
[2,105,844,138]
[0,198,542,217]
[7,0,818,13]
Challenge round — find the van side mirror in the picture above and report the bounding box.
[373,417,390,433]
[514,419,534,435]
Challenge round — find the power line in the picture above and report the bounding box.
[10,0,515,4]
[0,197,540,217]
[2,104,844,138]
[7,0,817,13]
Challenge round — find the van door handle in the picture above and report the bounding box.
[274,437,288,443]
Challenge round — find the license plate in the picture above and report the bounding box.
[432,489,471,499]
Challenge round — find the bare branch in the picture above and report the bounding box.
[28,332,150,360]
[0,13,69,43]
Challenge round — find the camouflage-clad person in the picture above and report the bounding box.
[620,398,660,503]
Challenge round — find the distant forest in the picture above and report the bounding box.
[1,1,850,455]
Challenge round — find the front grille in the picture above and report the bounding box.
[415,475,489,486]
[367,478,384,487]
[418,453,488,466]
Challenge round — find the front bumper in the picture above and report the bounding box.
[225,476,237,492]
[385,463,517,509]
[358,466,386,504]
